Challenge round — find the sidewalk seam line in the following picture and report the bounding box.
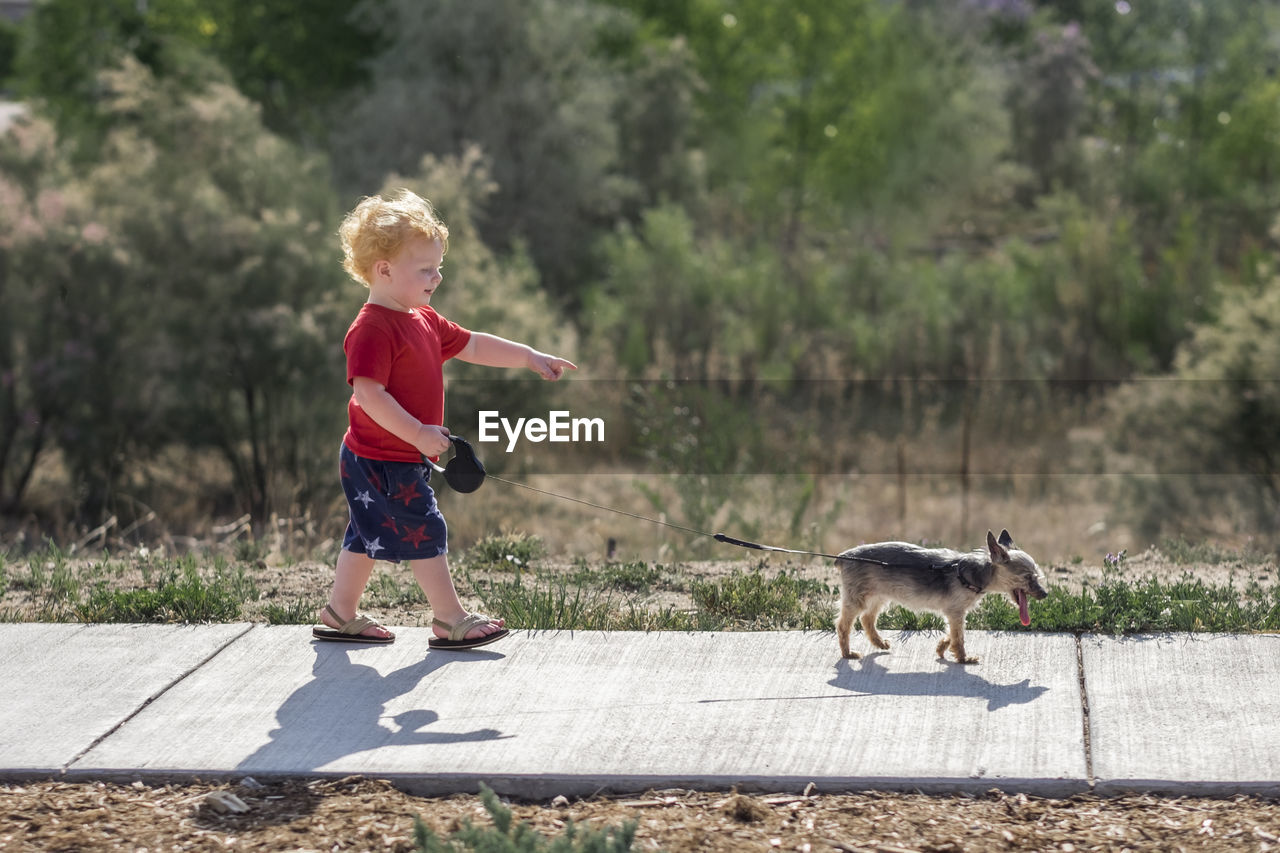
[61,622,258,776]
[1075,634,1094,789]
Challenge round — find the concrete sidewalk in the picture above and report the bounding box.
[1,625,1277,797]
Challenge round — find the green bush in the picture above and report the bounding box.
[594,561,665,593]
[690,570,833,629]
[0,55,349,525]
[365,570,428,608]
[465,532,547,571]
[414,784,639,853]
[466,573,616,632]
[262,599,319,625]
[862,556,1280,635]
[74,562,255,623]
[1159,538,1267,567]
[875,605,946,632]
[1109,277,1280,543]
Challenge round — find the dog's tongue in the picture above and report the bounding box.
[1015,589,1030,626]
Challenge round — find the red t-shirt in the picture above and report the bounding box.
[342,303,472,462]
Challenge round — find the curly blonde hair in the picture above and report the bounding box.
[338,189,450,286]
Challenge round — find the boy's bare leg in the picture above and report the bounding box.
[319,549,394,639]
[412,554,505,640]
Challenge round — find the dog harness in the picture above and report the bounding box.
[948,561,987,593]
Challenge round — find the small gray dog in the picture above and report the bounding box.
[836,529,1048,664]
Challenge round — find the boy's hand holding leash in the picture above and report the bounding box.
[415,424,453,459]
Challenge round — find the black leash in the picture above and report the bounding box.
[419,434,954,567]
[485,471,941,572]
[426,436,846,561]
[484,471,712,541]
[484,471,849,561]
[709,531,847,561]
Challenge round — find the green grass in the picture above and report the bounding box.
[414,783,638,852]
[868,573,1280,634]
[466,572,623,631]
[1019,574,1280,633]
[3,540,1279,633]
[75,561,255,623]
[10,544,82,612]
[2,547,263,624]
[690,569,835,630]
[463,532,547,571]
[876,606,946,631]
[262,599,319,625]
[1158,537,1269,567]
[462,566,721,632]
[367,570,428,608]
[569,559,668,593]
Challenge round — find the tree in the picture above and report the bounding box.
[13,0,377,149]
[1,56,350,525]
[656,1,1007,233]
[12,0,213,144]
[331,0,695,305]
[1073,0,1280,247]
[196,0,377,141]
[1110,276,1280,543]
[89,58,348,523]
[0,15,18,87]
[0,116,92,515]
[608,31,706,220]
[1007,21,1098,198]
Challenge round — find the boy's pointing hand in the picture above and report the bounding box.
[528,351,578,381]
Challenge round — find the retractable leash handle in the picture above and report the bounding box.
[422,435,487,493]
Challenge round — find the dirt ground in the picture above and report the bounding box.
[3,775,1280,852]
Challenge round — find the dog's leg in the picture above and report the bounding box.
[860,600,889,650]
[836,601,860,660]
[943,612,979,664]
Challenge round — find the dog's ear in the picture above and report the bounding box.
[997,529,1014,548]
[986,529,1010,563]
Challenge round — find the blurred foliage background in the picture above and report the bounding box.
[0,0,1277,556]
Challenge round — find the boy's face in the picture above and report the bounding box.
[368,235,444,311]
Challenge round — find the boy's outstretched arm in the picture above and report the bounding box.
[458,332,577,380]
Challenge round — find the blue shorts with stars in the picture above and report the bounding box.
[340,442,448,562]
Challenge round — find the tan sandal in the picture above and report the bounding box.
[312,604,395,644]
[428,613,509,650]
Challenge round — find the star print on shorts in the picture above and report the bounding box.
[339,442,448,562]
